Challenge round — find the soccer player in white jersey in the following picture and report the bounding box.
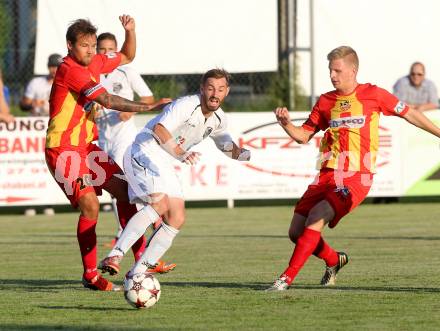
[96,32,155,167]
[95,32,155,247]
[95,33,175,273]
[98,68,250,277]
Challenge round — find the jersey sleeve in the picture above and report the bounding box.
[376,86,409,117]
[210,112,233,149]
[126,67,153,97]
[64,66,106,100]
[156,98,194,132]
[302,97,328,133]
[96,52,122,74]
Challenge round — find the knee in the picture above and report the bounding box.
[306,202,332,226]
[151,194,170,216]
[79,197,99,219]
[167,214,185,230]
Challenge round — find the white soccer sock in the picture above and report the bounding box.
[130,223,179,275]
[108,205,159,257]
[111,197,123,238]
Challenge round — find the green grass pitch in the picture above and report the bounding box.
[0,203,439,330]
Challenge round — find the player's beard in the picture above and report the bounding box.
[203,95,221,112]
[70,54,92,66]
[79,55,93,66]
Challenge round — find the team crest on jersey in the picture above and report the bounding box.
[203,127,213,139]
[113,82,123,93]
[339,100,351,111]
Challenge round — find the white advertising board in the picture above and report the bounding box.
[1,112,440,207]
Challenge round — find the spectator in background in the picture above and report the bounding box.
[393,62,439,111]
[0,68,14,123]
[20,53,62,116]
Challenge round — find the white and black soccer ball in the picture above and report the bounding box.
[123,272,161,309]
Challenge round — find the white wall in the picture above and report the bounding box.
[35,0,278,75]
[36,0,440,99]
[297,0,440,96]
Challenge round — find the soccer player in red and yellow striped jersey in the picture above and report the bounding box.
[267,46,440,291]
[45,16,171,291]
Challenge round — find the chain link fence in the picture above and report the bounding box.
[0,0,309,115]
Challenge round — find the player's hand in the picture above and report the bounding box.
[237,148,251,161]
[181,151,201,165]
[274,107,291,127]
[119,15,135,32]
[148,98,173,112]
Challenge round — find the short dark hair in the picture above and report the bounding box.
[201,68,231,86]
[97,32,117,47]
[66,19,97,44]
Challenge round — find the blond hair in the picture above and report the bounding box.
[327,46,359,70]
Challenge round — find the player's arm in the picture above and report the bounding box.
[274,107,315,144]
[140,96,155,105]
[118,97,157,121]
[0,76,13,123]
[94,91,170,113]
[402,107,440,138]
[119,15,136,65]
[211,133,250,161]
[153,123,200,165]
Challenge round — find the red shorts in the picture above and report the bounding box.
[294,169,373,228]
[45,144,122,208]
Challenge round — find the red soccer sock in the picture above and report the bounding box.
[313,236,339,267]
[77,215,98,280]
[282,228,321,284]
[117,201,147,261]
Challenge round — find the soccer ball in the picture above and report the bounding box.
[123,272,161,309]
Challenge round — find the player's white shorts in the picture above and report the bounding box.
[123,143,183,204]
